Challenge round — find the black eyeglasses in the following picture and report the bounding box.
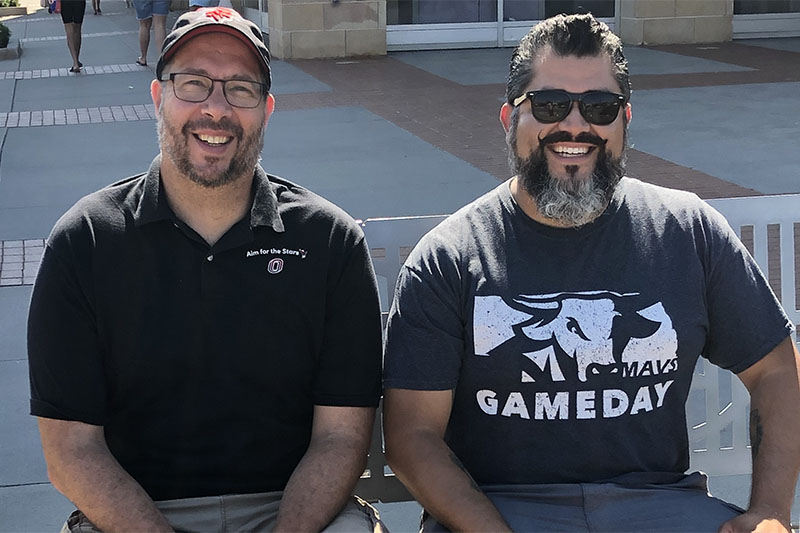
[161,73,268,109]
[512,89,627,126]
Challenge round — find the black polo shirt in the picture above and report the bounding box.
[28,156,382,501]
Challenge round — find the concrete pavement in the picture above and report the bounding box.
[1,1,799,530]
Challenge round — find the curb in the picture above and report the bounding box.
[0,36,21,60]
[0,6,28,16]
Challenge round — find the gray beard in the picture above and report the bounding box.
[157,108,265,189]
[509,128,626,228]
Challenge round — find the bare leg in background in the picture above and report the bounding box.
[153,14,167,52]
[64,22,82,71]
[137,17,152,65]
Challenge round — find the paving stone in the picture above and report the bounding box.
[21,30,137,43]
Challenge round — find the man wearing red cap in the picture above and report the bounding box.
[28,8,384,532]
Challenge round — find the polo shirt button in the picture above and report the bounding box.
[206,254,214,262]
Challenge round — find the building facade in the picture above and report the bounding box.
[233,0,800,59]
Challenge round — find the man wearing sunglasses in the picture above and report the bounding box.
[384,13,799,533]
[28,8,384,532]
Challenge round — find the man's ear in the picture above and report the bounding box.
[500,103,513,133]
[624,103,632,123]
[264,93,275,126]
[151,78,162,110]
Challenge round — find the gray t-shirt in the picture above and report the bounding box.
[383,177,793,485]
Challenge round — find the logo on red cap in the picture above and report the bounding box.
[202,7,235,21]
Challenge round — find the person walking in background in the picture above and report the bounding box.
[133,0,168,67]
[91,0,100,15]
[60,0,86,72]
[189,0,219,10]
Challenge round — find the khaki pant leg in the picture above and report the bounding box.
[156,494,232,532]
[61,492,384,532]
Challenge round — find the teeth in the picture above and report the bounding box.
[552,146,590,156]
[197,134,231,145]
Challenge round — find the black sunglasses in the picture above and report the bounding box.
[512,89,627,126]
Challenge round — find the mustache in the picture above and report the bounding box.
[182,118,244,141]
[537,131,607,148]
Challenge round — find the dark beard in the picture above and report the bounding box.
[158,113,265,189]
[509,129,625,227]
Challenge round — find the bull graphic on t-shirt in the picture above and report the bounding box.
[473,291,678,383]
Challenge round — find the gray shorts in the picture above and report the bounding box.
[62,492,384,532]
[422,472,743,532]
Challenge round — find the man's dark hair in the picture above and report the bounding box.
[506,13,631,105]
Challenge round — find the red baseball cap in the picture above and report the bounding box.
[157,7,271,91]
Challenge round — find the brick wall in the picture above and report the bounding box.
[268,0,386,59]
[619,0,733,45]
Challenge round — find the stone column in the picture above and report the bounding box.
[268,0,386,60]
[618,0,733,45]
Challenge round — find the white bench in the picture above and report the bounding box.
[691,195,799,479]
[355,195,800,522]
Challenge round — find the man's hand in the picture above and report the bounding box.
[274,405,375,532]
[732,336,800,533]
[718,509,790,533]
[38,417,173,532]
[384,388,512,532]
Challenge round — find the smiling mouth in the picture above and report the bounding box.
[549,145,595,158]
[194,133,233,146]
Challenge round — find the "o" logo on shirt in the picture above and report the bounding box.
[267,258,284,274]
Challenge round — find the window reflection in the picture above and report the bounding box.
[504,0,543,21]
[543,0,614,18]
[387,0,615,25]
[734,0,800,13]
[388,0,498,24]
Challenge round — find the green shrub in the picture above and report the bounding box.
[0,0,20,7]
[0,23,11,49]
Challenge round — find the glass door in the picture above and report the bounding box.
[387,0,500,50]
[242,0,267,30]
[733,0,800,38]
[388,0,616,51]
[502,0,615,44]
[500,0,545,45]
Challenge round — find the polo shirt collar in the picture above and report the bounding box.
[251,164,285,232]
[134,154,285,233]
[134,155,172,227]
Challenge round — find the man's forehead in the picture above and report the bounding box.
[172,31,251,55]
[528,49,618,91]
[167,32,261,75]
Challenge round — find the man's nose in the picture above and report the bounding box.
[202,82,232,117]
[557,102,591,132]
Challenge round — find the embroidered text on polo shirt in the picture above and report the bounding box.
[245,247,308,259]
